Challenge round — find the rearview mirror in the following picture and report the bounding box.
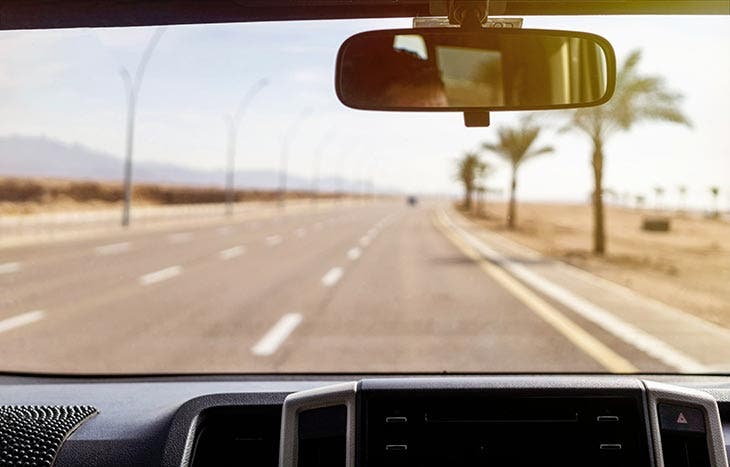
[336,28,615,112]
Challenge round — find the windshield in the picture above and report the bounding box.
[0,15,728,374]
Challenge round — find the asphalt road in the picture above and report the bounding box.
[0,200,670,373]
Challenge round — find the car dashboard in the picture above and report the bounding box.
[1,374,728,466]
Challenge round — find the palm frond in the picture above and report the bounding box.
[527,145,555,158]
[620,49,643,75]
[479,115,554,168]
[564,48,690,140]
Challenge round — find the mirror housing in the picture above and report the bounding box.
[335,28,616,112]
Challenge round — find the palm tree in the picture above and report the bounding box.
[562,49,690,255]
[481,116,554,229]
[677,185,687,213]
[710,186,720,216]
[455,152,488,210]
[654,186,665,210]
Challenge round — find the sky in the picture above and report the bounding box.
[0,15,728,210]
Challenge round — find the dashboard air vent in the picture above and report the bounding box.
[361,391,651,467]
[190,405,281,467]
[298,404,347,467]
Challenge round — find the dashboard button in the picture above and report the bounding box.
[599,443,623,451]
[596,415,620,422]
[385,416,408,424]
[385,444,408,452]
[658,404,705,433]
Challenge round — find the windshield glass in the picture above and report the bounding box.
[0,16,728,374]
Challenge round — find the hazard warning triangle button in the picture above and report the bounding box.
[658,404,705,433]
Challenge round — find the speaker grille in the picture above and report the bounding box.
[0,405,97,466]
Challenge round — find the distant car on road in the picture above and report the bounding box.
[407,195,418,206]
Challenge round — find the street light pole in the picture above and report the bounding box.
[278,108,312,205]
[367,159,380,201]
[335,144,357,202]
[311,127,336,203]
[224,78,269,216]
[120,27,165,228]
[353,158,371,201]
[335,151,347,201]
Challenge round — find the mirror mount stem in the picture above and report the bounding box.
[448,0,489,29]
[453,1,492,126]
[464,111,490,128]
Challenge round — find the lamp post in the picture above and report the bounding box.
[334,144,361,202]
[278,107,313,205]
[120,27,165,227]
[224,78,269,216]
[335,151,348,201]
[366,159,380,201]
[349,149,373,201]
[350,158,363,200]
[311,127,336,203]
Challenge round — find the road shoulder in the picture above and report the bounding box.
[440,206,730,373]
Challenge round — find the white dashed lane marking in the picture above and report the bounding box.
[168,232,193,244]
[0,262,21,274]
[219,246,245,260]
[321,267,344,287]
[251,313,303,356]
[139,266,182,286]
[359,236,371,247]
[0,310,45,334]
[347,248,361,261]
[265,235,283,246]
[95,242,131,256]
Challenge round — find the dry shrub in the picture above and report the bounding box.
[61,181,123,202]
[0,178,46,202]
[0,177,335,208]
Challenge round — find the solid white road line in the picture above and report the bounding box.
[441,209,708,373]
[0,310,45,334]
[347,247,361,261]
[95,242,131,256]
[251,313,303,356]
[321,267,344,287]
[139,266,182,286]
[168,232,193,244]
[219,246,245,260]
[265,235,283,246]
[0,262,21,274]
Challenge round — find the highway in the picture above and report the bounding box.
[1,199,727,374]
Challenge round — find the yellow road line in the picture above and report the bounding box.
[433,210,639,373]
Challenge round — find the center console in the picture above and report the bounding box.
[279,377,727,467]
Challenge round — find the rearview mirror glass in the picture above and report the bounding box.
[336,28,615,111]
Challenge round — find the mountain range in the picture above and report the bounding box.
[0,135,377,192]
